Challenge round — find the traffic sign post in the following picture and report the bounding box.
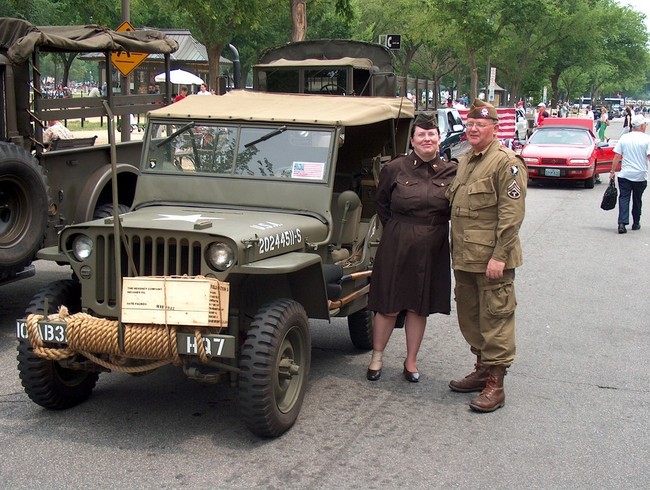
[111,21,148,77]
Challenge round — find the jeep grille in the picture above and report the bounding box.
[91,232,203,313]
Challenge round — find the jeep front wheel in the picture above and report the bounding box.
[17,279,99,409]
[239,299,311,437]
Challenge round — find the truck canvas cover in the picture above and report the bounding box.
[0,17,178,63]
[148,90,414,126]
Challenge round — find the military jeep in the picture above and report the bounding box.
[17,90,414,437]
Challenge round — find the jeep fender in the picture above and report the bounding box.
[233,252,329,319]
[74,163,139,223]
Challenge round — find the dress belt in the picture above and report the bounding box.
[391,212,450,226]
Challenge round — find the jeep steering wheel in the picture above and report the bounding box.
[319,84,347,95]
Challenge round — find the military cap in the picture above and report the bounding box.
[467,98,498,121]
[413,112,437,129]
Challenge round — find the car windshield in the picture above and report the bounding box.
[144,121,333,182]
[529,128,592,146]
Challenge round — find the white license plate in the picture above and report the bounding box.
[16,319,235,358]
[544,168,561,177]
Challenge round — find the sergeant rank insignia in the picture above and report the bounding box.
[507,180,522,199]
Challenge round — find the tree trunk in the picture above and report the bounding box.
[207,44,225,94]
[468,48,478,101]
[291,0,307,42]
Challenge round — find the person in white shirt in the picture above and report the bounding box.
[610,114,650,233]
[43,120,73,146]
[197,83,211,95]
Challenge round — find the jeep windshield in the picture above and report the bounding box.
[145,121,332,181]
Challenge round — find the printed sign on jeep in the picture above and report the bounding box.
[17,90,414,437]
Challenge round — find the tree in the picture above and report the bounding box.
[291,0,307,41]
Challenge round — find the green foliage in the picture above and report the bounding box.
[3,0,649,101]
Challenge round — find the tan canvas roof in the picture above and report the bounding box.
[0,18,177,65]
[149,90,414,126]
[255,57,374,70]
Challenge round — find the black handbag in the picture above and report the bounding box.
[600,178,618,210]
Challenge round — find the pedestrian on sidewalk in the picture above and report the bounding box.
[610,114,650,234]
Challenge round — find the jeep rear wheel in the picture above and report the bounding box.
[17,279,99,409]
[0,142,48,279]
[239,299,311,437]
[348,308,374,350]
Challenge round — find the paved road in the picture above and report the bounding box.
[1,118,648,488]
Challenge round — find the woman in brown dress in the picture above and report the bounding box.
[366,114,457,382]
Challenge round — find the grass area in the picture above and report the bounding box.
[65,120,107,131]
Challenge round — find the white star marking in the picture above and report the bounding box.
[153,214,224,223]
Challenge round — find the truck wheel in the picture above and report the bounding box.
[239,299,311,437]
[0,142,48,279]
[348,308,374,350]
[92,203,130,220]
[17,279,99,410]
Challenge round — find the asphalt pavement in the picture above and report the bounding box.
[0,117,648,489]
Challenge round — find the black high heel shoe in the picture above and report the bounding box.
[403,362,419,383]
[366,366,382,381]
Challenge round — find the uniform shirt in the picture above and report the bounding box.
[376,152,455,227]
[446,139,527,273]
[614,130,650,182]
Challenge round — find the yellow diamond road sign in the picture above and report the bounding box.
[111,21,148,77]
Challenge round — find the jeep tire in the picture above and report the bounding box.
[348,308,374,350]
[239,299,310,437]
[0,142,48,279]
[17,279,99,409]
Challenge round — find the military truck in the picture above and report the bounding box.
[17,90,414,437]
[253,39,467,161]
[0,17,177,283]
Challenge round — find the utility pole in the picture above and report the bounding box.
[120,0,131,141]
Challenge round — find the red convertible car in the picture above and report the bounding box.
[521,118,618,188]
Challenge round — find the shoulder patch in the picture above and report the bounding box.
[510,165,519,176]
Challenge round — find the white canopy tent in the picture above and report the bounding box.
[154,69,204,85]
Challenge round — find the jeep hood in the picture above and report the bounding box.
[102,205,328,245]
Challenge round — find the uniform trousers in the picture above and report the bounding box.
[453,269,516,366]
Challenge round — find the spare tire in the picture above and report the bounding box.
[0,142,49,279]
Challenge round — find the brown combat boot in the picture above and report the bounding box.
[448,357,489,393]
[469,365,506,412]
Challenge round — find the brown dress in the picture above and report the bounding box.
[368,152,457,316]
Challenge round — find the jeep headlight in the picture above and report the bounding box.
[71,234,94,261]
[206,242,235,271]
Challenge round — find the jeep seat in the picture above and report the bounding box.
[330,190,362,249]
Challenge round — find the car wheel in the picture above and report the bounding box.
[585,173,595,189]
[239,299,311,437]
[348,308,374,350]
[17,279,99,409]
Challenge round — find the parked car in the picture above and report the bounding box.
[521,118,618,188]
[437,108,469,161]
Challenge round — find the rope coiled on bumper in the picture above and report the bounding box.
[25,306,211,373]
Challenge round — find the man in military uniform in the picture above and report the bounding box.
[445,99,527,412]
